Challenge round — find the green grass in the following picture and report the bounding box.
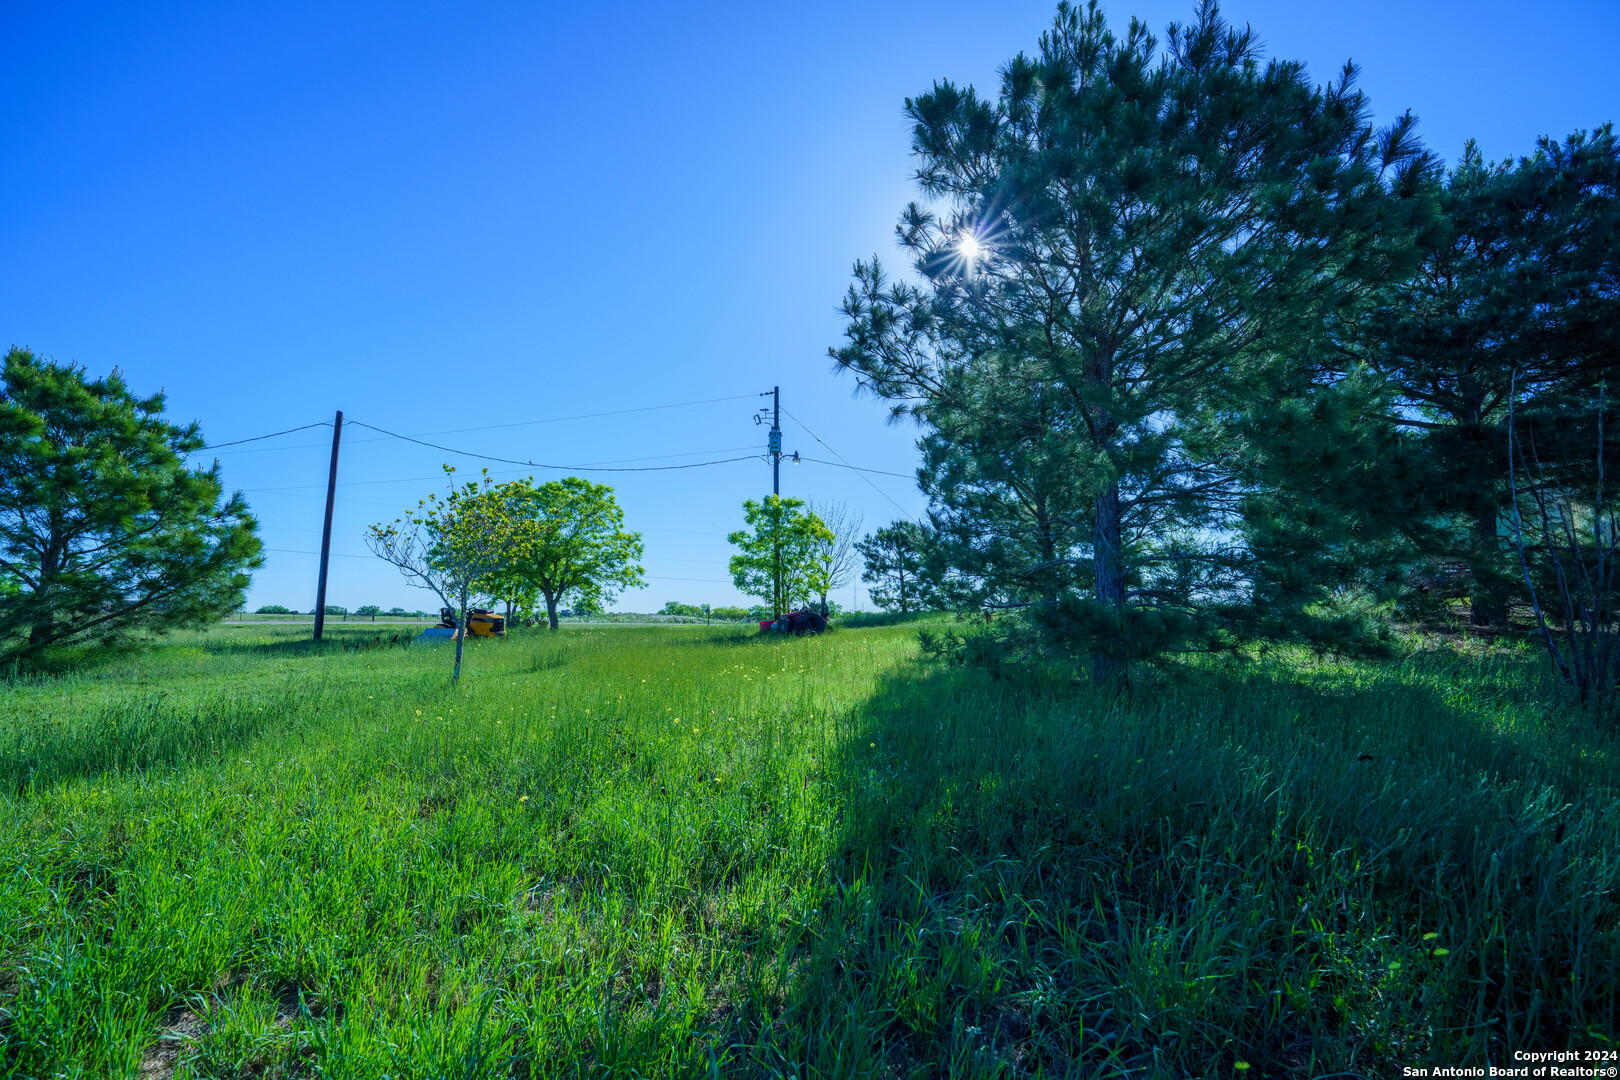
[1,624,1616,1077]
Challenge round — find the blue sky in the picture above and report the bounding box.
[4,0,1617,613]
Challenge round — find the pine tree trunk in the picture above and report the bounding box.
[1035,494,1058,602]
[1471,506,1506,627]
[1092,481,1128,689]
[31,534,61,647]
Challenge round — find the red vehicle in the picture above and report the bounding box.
[761,609,826,635]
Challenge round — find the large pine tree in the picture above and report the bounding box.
[1366,127,1620,626]
[831,0,1434,683]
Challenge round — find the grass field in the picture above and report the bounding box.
[1,622,1617,1078]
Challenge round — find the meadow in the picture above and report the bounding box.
[1,621,1616,1078]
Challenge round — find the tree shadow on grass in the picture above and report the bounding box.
[751,657,1620,1077]
[192,626,421,657]
[0,685,321,794]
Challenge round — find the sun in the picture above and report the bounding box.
[957,232,982,263]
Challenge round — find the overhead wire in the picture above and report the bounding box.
[181,398,925,601]
[344,419,762,473]
[407,394,757,437]
[798,456,914,479]
[196,421,331,451]
[780,407,922,522]
[242,446,761,493]
[186,395,756,455]
[263,547,373,560]
[645,575,733,583]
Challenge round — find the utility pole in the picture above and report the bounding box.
[312,410,343,642]
[771,385,781,496]
[767,386,782,618]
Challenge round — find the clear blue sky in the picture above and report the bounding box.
[4,0,1616,613]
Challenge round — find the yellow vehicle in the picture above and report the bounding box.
[429,607,506,638]
[466,609,506,637]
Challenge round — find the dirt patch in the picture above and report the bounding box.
[138,1010,208,1079]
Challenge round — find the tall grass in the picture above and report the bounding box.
[0,624,1614,1077]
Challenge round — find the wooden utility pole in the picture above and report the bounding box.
[770,386,782,618]
[312,410,343,641]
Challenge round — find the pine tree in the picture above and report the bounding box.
[0,348,262,662]
[1368,127,1620,626]
[856,522,936,612]
[831,0,1432,683]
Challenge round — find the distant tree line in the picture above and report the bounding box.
[830,2,1620,694]
[250,605,430,617]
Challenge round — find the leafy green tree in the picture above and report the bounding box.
[856,521,935,613]
[254,605,293,615]
[0,348,262,663]
[355,604,381,619]
[489,577,541,627]
[1366,128,1620,625]
[830,1,1433,684]
[711,605,751,620]
[368,467,525,681]
[727,496,831,617]
[487,476,644,630]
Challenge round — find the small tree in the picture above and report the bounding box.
[807,501,862,616]
[0,348,262,662]
[367,467,523,681]
[490,476,644,630]
[1507,378,1620,712]
[857,521,934,612]
[255,605,293,615]
[727,496,831,617]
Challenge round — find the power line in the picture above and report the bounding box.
[573,445,758,468]
[241,490,409,509]
[345,418,763,473]
[798,456,915,480]
[645,575,733,583]
[186,395,757,456]
[242,446,762,493]
[203,440,335,457]
[781,407,920,521]
[196,421,331,451]
[410,394,757,437]
[263,547,373,560]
